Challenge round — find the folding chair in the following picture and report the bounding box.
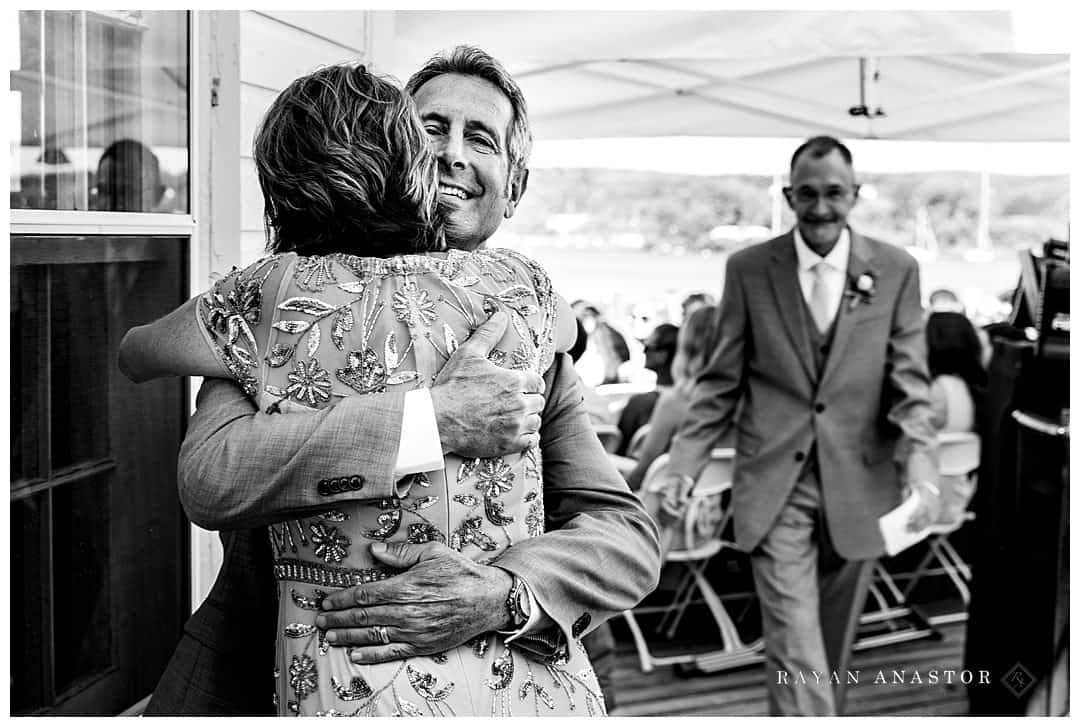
[900,431,981,624]
[585,383,636,426]
[594,382,647,423]
[592,422,623,454]
[854,433,981,646]
[626,423,651,460]
[854,562,939,651]
[622,449,764,673]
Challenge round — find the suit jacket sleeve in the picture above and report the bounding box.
[884,259,939,486]
[493,353,661,655]
[667,255,748,480]
[178,378,406,530]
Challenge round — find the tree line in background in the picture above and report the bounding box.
[507,168,1068,254]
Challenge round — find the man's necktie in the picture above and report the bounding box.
[809,262,833,333]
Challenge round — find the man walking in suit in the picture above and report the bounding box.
[145,47,659,715]
[663,135,940,715]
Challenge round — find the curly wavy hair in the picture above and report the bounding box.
[254,63,444,256]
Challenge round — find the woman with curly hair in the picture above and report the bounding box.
[626,304,723,493]
[118,63,601,717]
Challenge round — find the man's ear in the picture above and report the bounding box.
[504,168,529,219]
[781,185,795,212]
[851,183,862,208]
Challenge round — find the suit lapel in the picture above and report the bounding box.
[820,230,878,390]
[766,233,817,385]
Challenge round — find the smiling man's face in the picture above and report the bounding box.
[411,73,525,250]
[783,148,858,256]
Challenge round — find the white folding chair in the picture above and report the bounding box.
[855,432,981,647]
[854,562,939,651]
[594,382,648,423]
[626,423,651,460]
[585,383,637,426]
[592,422,623,454]
[900,432,981,622]
[621,449,764,673]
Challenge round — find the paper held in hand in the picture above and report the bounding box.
[878,491,932,556]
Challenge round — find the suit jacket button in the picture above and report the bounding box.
[815,403,826,413]
[794,451,805,462]
[330,478,343,493]
[349,475,364,490]
[317,480,330,496]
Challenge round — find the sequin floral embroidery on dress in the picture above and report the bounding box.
[197,255,280,397]
[292,255,338,292]
[198,251,602,716]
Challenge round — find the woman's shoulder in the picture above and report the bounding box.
[478,247,549,275]
[472,247,554,298]
[213,251,294,283]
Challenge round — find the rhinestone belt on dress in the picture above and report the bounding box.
[273,558,396,588]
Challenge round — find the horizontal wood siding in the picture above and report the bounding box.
[236,11,372,264]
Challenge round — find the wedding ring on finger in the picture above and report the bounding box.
[373,625,390,645]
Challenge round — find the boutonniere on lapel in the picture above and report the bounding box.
[844,271,877,311]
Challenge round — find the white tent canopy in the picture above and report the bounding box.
[378,10,1069,143]
[526,137,1072,176]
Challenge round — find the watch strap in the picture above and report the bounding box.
[505,574,529,629]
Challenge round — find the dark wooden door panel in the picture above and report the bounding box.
[11,235,189,715]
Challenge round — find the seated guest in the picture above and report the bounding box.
[616,323,679,455]
[926,311,987,523]
[626,305,722,491]
[567,315,588,362]
[928,287,995,367]
[681,291,715,321]
[927,311,986,432]
[573,300,632,386]
[928,287,966,314]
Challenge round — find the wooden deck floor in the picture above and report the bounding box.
[608,603,970,716]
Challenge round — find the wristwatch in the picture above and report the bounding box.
[506,574,531,630]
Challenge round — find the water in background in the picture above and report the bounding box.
[499,238,1020,388]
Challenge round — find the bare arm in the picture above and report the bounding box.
[626,393,683,491]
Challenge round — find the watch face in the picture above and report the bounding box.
[509,578,529,626]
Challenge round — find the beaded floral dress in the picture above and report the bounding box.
[195,248,605,717]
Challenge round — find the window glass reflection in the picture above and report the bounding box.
[10,10,188,213]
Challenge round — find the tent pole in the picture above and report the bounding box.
[771,174,784,235]
[976,170,991,252]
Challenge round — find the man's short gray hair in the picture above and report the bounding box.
[405,45,532,180]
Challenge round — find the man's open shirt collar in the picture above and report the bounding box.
[793,226,851,274]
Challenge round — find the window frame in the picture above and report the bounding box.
[10,10,201,248]
[8,10,209,715]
